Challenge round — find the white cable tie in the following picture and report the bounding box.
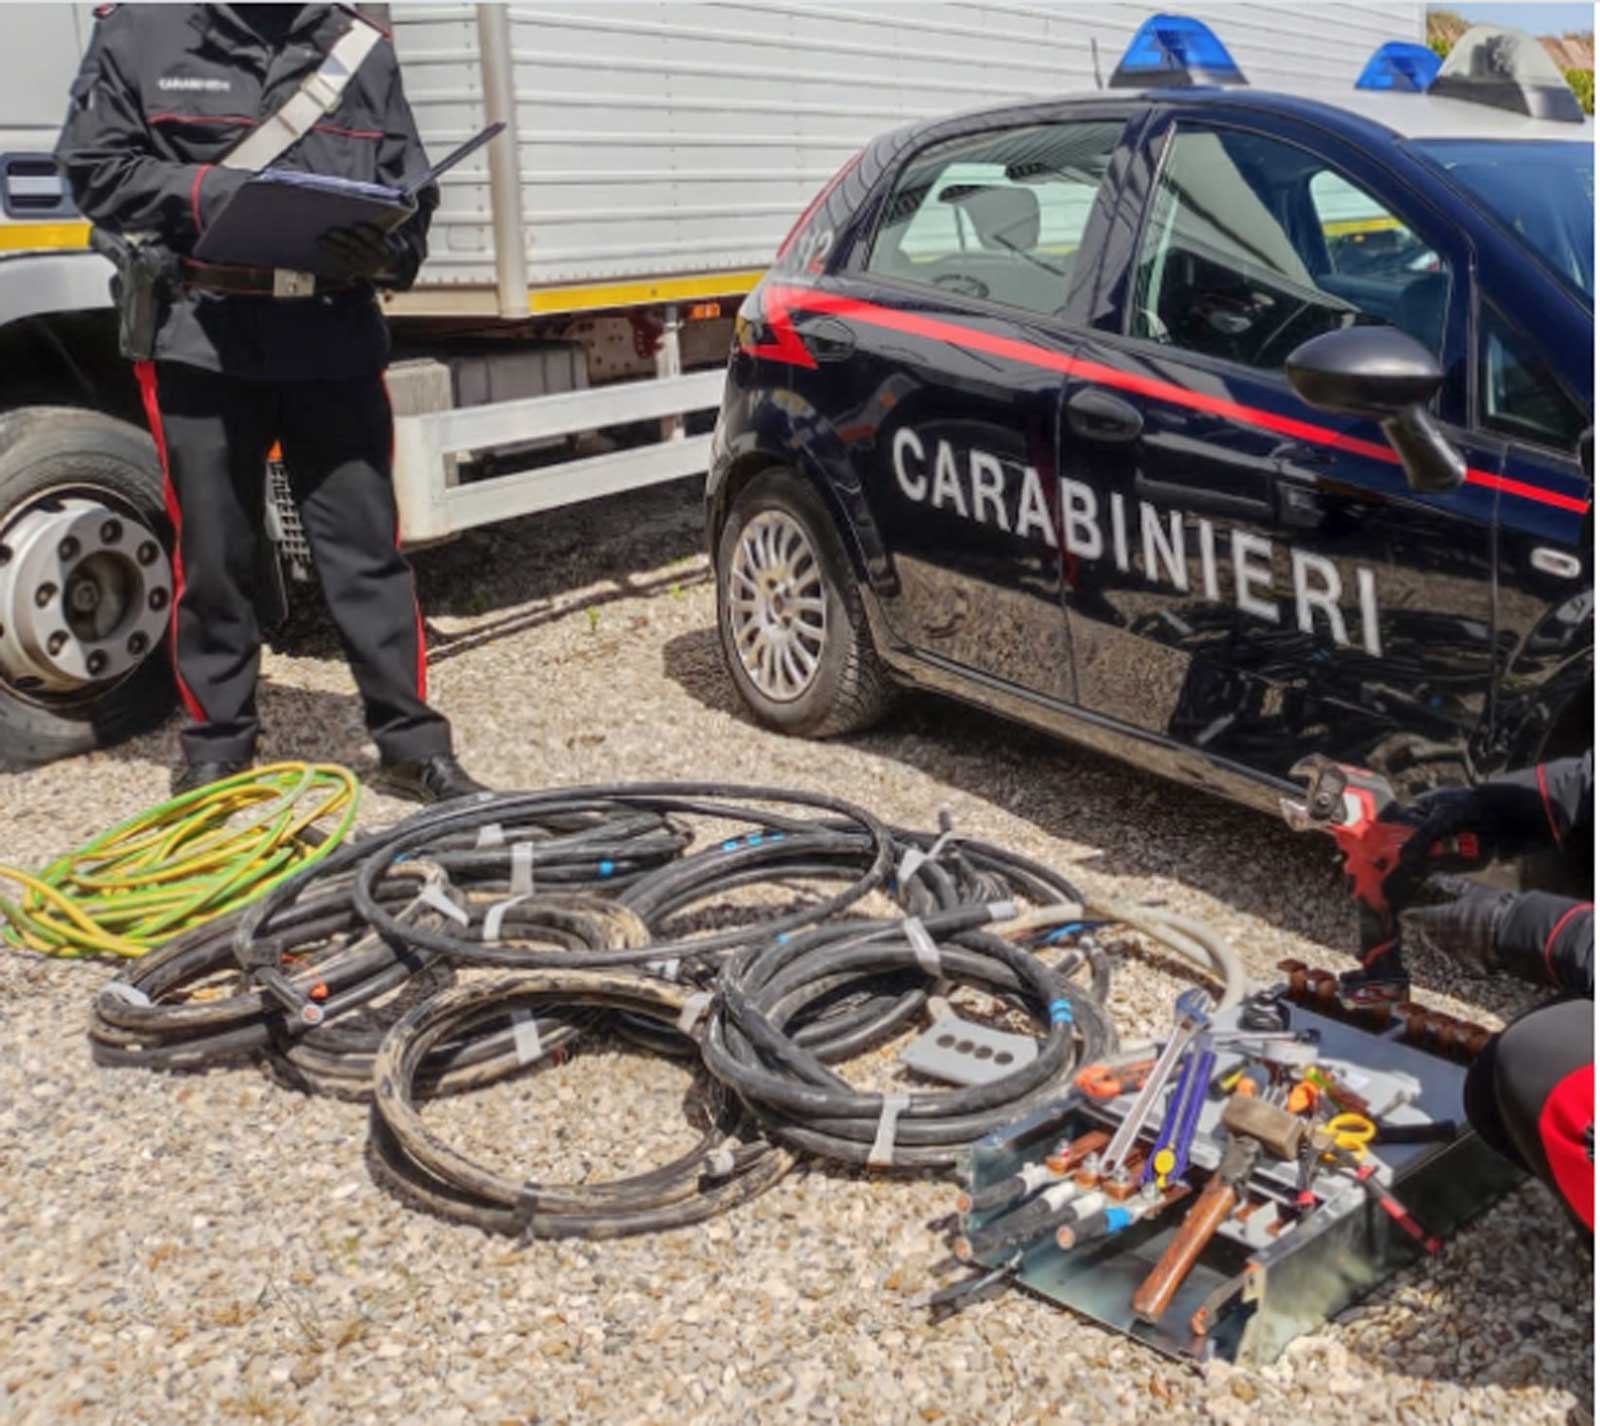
[868,1092,911,1169]
[896,846,928,885]
[510,1009,542,1065]
[904,917,941,976]
[703,1147,737,1179]
[483,895,529,943]
[476,822,505,849]
[102,981,151,1008]
[509,842,535,896]
[418,883,470,926]
[676,991,714,1036]
[647,958,682,982]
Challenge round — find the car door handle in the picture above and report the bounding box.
[1067,386,1143,444]
[799,315,856,362]
[1271,440,1336,478]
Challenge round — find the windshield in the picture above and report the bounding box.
[1411,139,1594,302]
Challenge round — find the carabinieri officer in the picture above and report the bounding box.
[55,2,486,803]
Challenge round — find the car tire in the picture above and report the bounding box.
[716,467,894,738]
[0,406,177,770]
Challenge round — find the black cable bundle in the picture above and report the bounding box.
[368,969,792,1238]
[703,902,1117,1171]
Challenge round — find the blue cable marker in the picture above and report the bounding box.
[721,839,740,852]
[598,859,615,878]
[1049,998,1075,1026]
[1104,1206,1133,1235]
[746,832,763,845]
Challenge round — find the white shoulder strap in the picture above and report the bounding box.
[221,17,384,173]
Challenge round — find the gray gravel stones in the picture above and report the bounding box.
[0,480,1589,1425]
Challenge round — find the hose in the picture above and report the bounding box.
[703,902,1117,1171]
[1,762,358,959]
[368,969,793,1238]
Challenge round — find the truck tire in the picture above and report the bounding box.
[0,407,177,769]
[716,467,894,738]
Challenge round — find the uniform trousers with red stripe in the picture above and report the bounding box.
[137,361,450,766]
[1465,997,1594,1234]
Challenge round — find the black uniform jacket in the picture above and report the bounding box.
[1499,753,1594,997]
[55,3,437,381]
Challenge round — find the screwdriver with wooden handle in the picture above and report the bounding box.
[1130,1130,1261,1324]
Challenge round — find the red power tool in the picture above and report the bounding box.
[1281,756,1486,1003]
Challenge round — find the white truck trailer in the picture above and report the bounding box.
[0,1,1422,764]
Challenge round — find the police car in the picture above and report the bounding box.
[707,16,1594,809]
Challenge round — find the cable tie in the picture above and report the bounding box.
[703,1147,737,1179]
[896,846,927,885]
[1048,998,1074,1026]
[476,822,505,848]
[676,991,714,1036]
[418,883,470,927]
[646,958,682,982]
[868,1092,911,1169]
[510,1009,542,1064]
[101,981,151,1008]
[904,917,941,976]
[509,842,535,896]
[483,895,529,943]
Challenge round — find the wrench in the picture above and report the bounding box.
[1093,987,1211,1186]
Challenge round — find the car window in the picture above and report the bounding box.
[1480,303,1587,452]
[867,120,1123,319]
[1131,127,1449,372]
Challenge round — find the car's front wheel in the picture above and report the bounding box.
[716,468,893,738]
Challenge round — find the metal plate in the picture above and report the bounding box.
[901,1016,1040,1086]
[959,997,1522,1366]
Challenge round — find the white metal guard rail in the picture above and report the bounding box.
[391,369,725,542]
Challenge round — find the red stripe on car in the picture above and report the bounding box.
[759,284,1590,517]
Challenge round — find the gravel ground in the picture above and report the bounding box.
[1,478,1591,1426]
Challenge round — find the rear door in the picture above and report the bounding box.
[1059,107,1504,793]
[783,110,1133,703]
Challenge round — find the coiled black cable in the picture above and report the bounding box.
[368,969,792,1238]
[703,902,1116,1171]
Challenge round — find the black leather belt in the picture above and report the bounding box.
[180,260,357,299]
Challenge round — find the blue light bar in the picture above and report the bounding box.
[1355,41,1442,92]
[1108,13,1248,89]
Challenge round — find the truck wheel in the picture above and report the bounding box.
[716,468,894,738]
[0,407,177,769]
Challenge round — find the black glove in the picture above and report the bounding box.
[1399,875,1515,975]
[317,223,399,281]
[1383,785,1498,908]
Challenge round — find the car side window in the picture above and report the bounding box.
[1480,303,1587,451]
[1131,127,1449,372]
[866,120,1123,320]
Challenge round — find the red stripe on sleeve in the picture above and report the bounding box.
[190,164,212,236]
[1537,763,1564,849]
[1543,902,1593,986]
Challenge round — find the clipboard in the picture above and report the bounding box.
[191,122,505,276]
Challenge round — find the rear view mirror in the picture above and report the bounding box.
[1286,326,1465,495]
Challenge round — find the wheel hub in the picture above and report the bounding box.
[727,510,827,703]
[0,497,172,693]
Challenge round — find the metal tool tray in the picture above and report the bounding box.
[959,996,1522,1366]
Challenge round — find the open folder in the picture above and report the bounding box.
[191,122,505,277]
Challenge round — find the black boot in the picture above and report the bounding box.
[171,759,252,796]
[370,752,488,805]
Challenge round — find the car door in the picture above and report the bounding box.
[1059,107,1503,794]
[782,110,1134,703]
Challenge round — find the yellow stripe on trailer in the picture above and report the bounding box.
[0,220,92,251]
[526,268,767,316]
